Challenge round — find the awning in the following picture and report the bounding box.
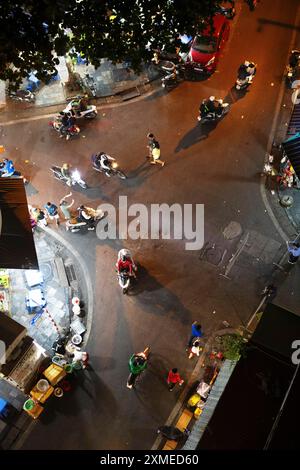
[282,132,300,179]
[0,178,38,269]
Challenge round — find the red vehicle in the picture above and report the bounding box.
[187,14,230,74]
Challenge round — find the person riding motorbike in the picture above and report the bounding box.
[116,249,136,278]
[199,96,223,121]
[289,50,300,68]
[96,152,116,176]
[0,158,15,177]
[237,60,256,83]
[61,163,72,186]
[127,350,148,389]
[71,96,88,116]
[78,205,95,229]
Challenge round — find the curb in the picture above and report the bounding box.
[39,226,94,347]
[0,80,162,127]
[260,4,300,243]
[151,328,237,450]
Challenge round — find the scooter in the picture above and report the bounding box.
[49,116,80,140]
[197,100,230,123]
[8,89,35,103]
[63,100,97,119]
[50,166,87,189]
[92,156,127,179]
[66,207,105,233]
[235,73,255,90]
[116,249,137,294]
[127,347,150,388]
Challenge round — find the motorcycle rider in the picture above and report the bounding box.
[116,249,136,278]
[71,96,88,116]
[61,163,73,186]
[289,50,300,68]
[237,60,256,84]
[127,350,148,389]
[78,205,95,229]
[94,152,116,176]
[198,96,223,121]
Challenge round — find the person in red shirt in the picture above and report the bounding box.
[167,368,184,391]
[116,250,136,277]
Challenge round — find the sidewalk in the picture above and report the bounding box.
[0,58,160,111]
[0,227,92,449]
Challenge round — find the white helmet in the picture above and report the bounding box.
[209,95,215,101]
[244,60,250,67]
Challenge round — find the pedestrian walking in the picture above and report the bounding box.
[188,338,203,360]
[59,192,74,220]
[146,133,165,167]
[287,240,300,264]
[187,321,203,350]
[167,368,184,391]
[29,206,48,227]
[44,201,60,226]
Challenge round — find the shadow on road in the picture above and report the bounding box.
[130,265,191,325]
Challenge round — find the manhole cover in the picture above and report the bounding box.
[39,262,53,282]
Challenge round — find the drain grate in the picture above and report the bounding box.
[65,264,77,283]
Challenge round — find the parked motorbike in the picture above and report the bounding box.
[198,99,230,123]
[286,50,300,88]
[158,60,185,88]
[215,1,236,19]
[83,73,97,97]
[63,99,97,119]
[92,157,127,179]
[8,89,35,103]
[49,116,80,140]
[66,207,105,233]
[50,166,87,189]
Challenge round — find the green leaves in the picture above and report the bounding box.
[0,0,219,88]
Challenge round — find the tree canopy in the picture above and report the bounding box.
[0,0,221,88]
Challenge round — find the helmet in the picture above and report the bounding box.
[244,60,250,67]
[209,96,215,101]
[62,163,69,170]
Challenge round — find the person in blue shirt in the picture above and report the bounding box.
[287,241,300,264]
[0,158,15,177]
[44,202,60,226]
[187,321,203,349]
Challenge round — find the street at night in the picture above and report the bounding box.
[1,0,300,454]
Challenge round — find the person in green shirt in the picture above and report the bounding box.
[127,350,148,389]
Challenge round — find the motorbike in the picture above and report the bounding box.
[66,207,105,233]
[83,73,97,97]
[215,1,236,19]
[286,50,300,88]
[197,100,230,123]
[49,116,80,140]
[235,73,255,90]
[159,60,185,88]
[63,99,97,119]
[50,166,87,189]
[8,89,35,103]
[116,249,137,294]
[92,157,127,179]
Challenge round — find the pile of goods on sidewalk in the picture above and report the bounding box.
[187,352,223,420]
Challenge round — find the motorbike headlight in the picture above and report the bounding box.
[112,162,118,169]
[206,57,215,66]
